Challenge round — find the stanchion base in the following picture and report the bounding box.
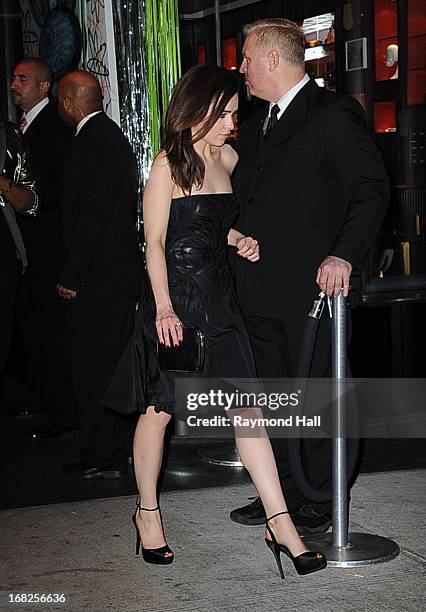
[303,532,400,568]
[198,443,244,467]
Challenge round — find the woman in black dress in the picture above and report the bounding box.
[123,65,326,577]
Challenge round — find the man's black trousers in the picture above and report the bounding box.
[68,293,136,469]
[244,311,336,513]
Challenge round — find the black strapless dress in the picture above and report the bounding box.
[104,193,256,414]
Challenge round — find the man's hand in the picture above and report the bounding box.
[316,256,352,297]
[56,283,77,300]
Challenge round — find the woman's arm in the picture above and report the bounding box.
[222,144,260,262]
[228,228,246,247]
[227,229,260,262]
[143,152,183,347]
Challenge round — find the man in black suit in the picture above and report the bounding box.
[56,70,141,478]
[11,58,76,436]
[231,19,389,533]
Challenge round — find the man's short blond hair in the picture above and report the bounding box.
[243,18,305,67]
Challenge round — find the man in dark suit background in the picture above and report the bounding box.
[56,70,141,478]
[231,19,389,533]
[11,58,76,436]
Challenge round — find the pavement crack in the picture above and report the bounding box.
[32,568,117,577]
[400,548,426,564]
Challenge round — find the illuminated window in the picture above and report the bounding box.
[374,101,397,133]
[301,13,336,91]
[375,0,398,81]
[222,37,237,70]
[407,0,426,105]
[197,43,206,64]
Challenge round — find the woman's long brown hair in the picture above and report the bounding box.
[162,64,240,194]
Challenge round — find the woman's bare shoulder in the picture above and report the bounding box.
[151,149,170,168]
[145,150,174,195]
[220,143,238,173]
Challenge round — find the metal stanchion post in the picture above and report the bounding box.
[332,291,348,548]
[303,291,400,567]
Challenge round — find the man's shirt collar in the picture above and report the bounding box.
[21,97,49,132]
[76,111,102,136]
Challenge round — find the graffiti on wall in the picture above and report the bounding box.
[21,1,80,74]
[79,0,120,123]
[19,0,119,123]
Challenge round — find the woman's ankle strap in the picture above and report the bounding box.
[135,500,159,512]
[266,510,289,522]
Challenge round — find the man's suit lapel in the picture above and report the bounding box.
[262,79,316,148]
[25,102,51,139]
[256,113,266,155]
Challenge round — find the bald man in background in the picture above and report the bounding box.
[57,70,141,478]
[11,59,75,433]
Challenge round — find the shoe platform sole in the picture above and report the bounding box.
[230,513,266,526]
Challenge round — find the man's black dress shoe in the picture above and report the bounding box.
[230,497,266,525]
[291,504,332,536]
[30,421,76,440]
[230,497,332,535]
[61,460,128,480]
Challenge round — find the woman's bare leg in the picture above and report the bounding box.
[133,406,172,551]
[233,410,309,556]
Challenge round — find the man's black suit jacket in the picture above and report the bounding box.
[233,79,389,317]
[18,100,74,269]
[23,101,74,213]
[60,112,141,298]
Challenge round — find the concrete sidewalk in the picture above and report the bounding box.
[1,469,425,612]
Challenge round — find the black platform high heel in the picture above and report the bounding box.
[265,511,327,579]
[131,501,174,565]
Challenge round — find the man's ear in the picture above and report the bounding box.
[268,50,280,72]
[40,80,51,95]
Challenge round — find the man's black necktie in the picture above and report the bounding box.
[264,104,280,139]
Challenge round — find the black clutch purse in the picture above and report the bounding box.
[157,327,205,372]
